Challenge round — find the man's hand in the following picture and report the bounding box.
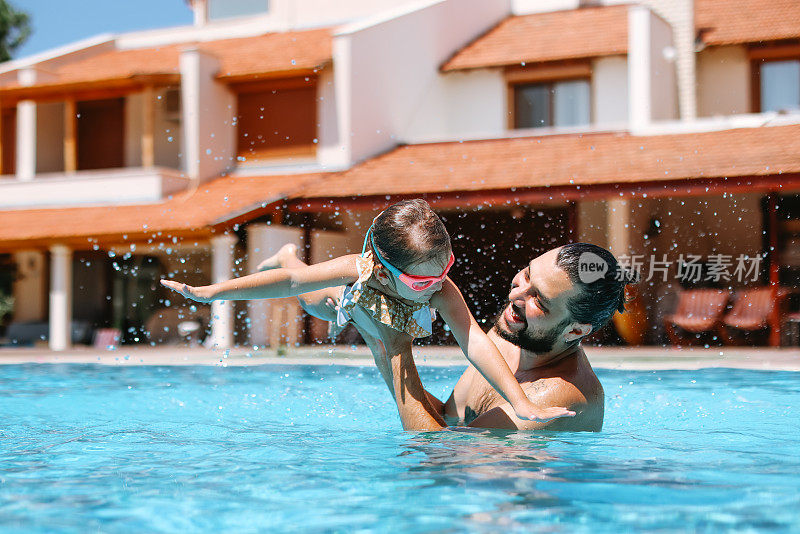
[513,400,575,423]
[160,279,213,303]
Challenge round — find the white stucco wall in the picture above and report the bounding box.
[697,45,750,117]
[336,0,510,163]
[609,0,695,120]
[286,0,421,28]
[592,56,629,126]
[316,66,344,168]
[439,69,506,138]
[629,6,678,128]
[648,11,678,121]
[180,48,237,183]
[35,102,64,174]
[512,0,578,14]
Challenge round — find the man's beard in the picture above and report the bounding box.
[493,305,569,354]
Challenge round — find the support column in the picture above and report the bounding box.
[49,245,72,351]
[141,85,155,168]
[64,99,77,173]
[16,100,36,181]
[209,234,238,349]
[607,199,632,260]
[246,225,303,347]
[179,47,235,184]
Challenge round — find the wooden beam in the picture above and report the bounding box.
[0,98,4,176]
[504,60,592,85]
[287,174,800,213]
[0,74,180,106]
[748,42,800,60]
[767,193,781,347]
[142,85,155,168]
[220,67,325,87]
[64,99,77,173]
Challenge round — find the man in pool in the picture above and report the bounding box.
[291,242,634,432]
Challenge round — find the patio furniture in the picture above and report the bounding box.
[145,307,210,345]
[718,287,790,345]
[2,320,92,346]
[783,312,800,346]
[664,289,730,346]
[93,328,121,350]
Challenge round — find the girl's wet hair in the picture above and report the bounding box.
[369,199,452,271]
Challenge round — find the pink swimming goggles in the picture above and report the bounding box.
[364,225,454,291]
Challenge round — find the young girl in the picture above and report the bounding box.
[161,199,574,423]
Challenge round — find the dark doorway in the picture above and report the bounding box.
[110,255,164,344]
[421,205,572,344]
[77,98,125,170]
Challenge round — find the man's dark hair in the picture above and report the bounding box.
[555,243,638,332]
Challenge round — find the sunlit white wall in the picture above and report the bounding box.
[336,0,510,161]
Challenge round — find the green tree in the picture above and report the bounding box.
[0,0,30,62]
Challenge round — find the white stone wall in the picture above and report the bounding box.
[180,48,237,183]
[611,0,695,120]
[335,0,510,161]
[592,56,629,126]
[439,69,507,139]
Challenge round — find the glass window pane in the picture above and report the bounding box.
[208,0,269,20]
[553,79,590,127]
[761,60,800,112]
[514,84,551,129]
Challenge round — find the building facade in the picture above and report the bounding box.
[0,0,798,349]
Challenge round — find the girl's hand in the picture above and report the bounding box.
[513,400,576,423]
[160,279,213,304]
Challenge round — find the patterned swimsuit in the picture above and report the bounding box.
[335,251,436,339]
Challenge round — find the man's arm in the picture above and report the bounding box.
[467,378,598,431]
[349,309,446,431]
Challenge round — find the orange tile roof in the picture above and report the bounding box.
[0,28,332,91]
[696,0,800,45]
[442,6,629,72]
[0,172,321,250]
[297,124,800,198]
[3,124,800,250]
[209,28,332,78]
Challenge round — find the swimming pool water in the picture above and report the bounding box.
[1,362,798,532]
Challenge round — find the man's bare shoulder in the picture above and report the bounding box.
[531,350,603,430]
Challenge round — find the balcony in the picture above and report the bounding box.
[0,167,190,209]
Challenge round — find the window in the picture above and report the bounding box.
[759,59,800,113]
[235,79,317,161]
[513,79,590,129]
[208,0,269,21]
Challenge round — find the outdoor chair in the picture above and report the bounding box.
[718,287,790,345]
[664,289,730,346]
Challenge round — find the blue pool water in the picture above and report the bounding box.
[1,362,798,533]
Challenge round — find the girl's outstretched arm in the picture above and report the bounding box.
[160,254,360,303]
[431,278,575,424]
